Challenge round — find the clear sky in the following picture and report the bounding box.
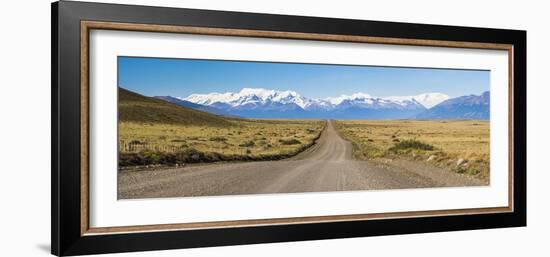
[118,56,489,99]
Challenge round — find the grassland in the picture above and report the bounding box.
[118,88,324,167]
[118,87,490,182]
[334,120,490,180]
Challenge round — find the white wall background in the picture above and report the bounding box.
[0,0,547,256]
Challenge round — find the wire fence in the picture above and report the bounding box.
[119,140,186,153]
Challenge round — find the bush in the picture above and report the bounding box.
[239,140,255,147]
[388,139,434,153]
[119,150,177,166]
[209,136,227,142]
[467,167,480,175]
[279,138,301,145]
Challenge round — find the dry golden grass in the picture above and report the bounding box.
[117,87,326,167]
[334,120,490,179]
[119,119,324,158]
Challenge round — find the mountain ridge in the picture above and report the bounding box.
[147,87,489,120]
[154,96,234,117]
[416,91,489,120]
[183,88,447,110]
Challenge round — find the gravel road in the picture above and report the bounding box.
[118,121,485,199]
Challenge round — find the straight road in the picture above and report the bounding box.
[119,121,484,199]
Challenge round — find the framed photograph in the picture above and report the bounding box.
[52,1,526,256]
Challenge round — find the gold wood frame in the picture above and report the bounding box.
[80,21,514,236]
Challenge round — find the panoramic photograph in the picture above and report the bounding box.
[117,57,490,199]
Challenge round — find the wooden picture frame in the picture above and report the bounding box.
[52,1,526,256]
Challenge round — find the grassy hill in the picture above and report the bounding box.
[118,87,325,167]
[118,87,232,127]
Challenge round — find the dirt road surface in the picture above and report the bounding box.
[118,121,484,199]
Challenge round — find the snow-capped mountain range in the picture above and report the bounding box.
[183,88,448,109]
[184,88,314,109]
[154,88,488,120]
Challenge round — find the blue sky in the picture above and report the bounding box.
[118,56,489,99]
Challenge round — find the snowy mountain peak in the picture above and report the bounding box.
[326,93,373,105]
[386,92,450,108]
[238,88,302,101]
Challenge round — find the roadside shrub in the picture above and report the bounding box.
[388,139,434,153]
[118,153,144,166]
[455,166,481,175]
[466,167,481,175]
[119,150,180,167]
[141,150,162,163]
[279,138,301,145]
